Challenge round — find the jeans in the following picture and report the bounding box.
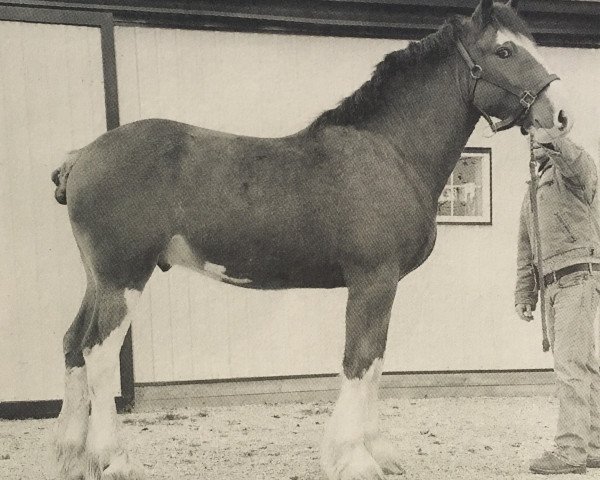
[546,270,600,465]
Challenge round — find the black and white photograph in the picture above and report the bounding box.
[437,148,492,224]
[0,1,599,479]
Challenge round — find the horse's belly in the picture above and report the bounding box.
[158,234,344,289]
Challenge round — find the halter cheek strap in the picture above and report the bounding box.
[455,38,560,133]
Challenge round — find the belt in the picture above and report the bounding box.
[543,262,600,287]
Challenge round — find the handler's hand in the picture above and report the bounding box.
[516,303,534,322]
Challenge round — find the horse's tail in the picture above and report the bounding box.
[51,150,79,205]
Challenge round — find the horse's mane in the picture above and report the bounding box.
[308,16,466,131]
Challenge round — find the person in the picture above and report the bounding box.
[515,135,600,474]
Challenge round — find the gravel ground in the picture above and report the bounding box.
[1,396,598,480]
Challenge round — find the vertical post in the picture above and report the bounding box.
[99,13,135,409]
[100,14,120,131]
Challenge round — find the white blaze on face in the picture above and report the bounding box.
[496,28,570,135]
[496,29,550,72]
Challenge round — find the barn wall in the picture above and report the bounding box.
[113,27,600,383]
[0,20,112,402]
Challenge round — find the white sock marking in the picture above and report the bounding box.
[322,359,384,479]
[57,366,89,445]
[329,359,383,443]
[84,289,140,462]
[54,367,89,479]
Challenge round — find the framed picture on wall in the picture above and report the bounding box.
[437,147,492,225]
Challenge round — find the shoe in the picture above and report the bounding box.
[529,451,586,475]
[588,456,600,468]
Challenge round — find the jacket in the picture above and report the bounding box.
[515,137,600,308]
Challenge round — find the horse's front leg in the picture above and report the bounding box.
[322,262,404,480]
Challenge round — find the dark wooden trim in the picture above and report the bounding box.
[0,4,108,25]
[134,369,556,409]
[99,11,120,131]
[0,397,131,420]
[0,6,122,131]
[136,367,553,387]
[0,5,132,416]
[0,400,63,420]
[0,0,598,48]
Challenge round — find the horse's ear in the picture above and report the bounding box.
[472,0,494,28]
[506,0,520,11]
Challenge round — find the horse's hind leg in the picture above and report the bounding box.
[83,284,145,480]
[54,279,95,480]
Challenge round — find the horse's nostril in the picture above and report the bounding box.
[558,110,568,130]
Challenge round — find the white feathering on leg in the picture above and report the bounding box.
[322,359,385,480]
[54,366,90,480]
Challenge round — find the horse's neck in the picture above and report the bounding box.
[365,54,479,199]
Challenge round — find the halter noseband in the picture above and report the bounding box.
[455,38,559,133]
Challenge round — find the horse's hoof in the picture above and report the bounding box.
[85,450,144,480]
[339,446,384,480]
[323,443,384,480]
[100,453,145,480]
[367,438,406,475]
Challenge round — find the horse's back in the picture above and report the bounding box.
[67,118,271,221]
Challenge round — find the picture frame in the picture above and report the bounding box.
[437,147,492,225]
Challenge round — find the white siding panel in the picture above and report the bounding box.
[115,26,598,383]
[0,21,107,401]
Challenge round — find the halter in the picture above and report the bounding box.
[455,38,559,133]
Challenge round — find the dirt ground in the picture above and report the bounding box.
[1,395,598,480]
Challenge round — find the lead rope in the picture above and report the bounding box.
[528,134,550,352]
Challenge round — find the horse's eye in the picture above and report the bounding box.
[496,47,511,59]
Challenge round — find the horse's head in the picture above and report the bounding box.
[458,0,570,140]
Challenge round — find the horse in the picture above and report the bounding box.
[51,0,570,479]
